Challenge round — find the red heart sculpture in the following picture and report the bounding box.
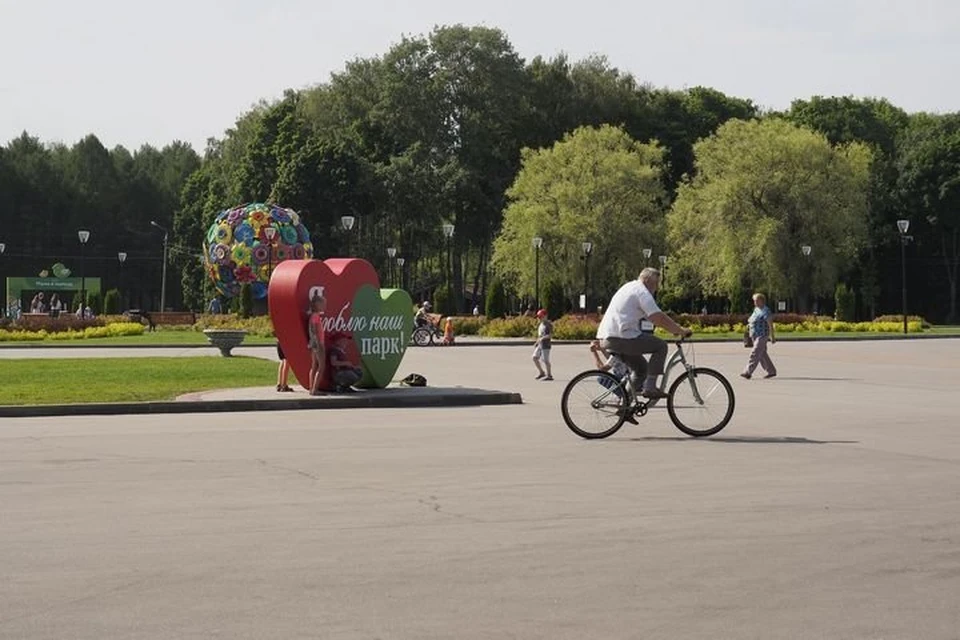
[268,258,380,390]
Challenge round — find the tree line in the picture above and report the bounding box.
[2,24,957,321]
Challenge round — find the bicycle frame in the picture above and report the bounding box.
[598,340,704,409]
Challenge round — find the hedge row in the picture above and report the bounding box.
[0,322,144,342]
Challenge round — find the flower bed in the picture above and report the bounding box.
[0,322,145,342]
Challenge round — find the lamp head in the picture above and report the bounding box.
[582,241,593,255]
[897,219,910,235]
[78,230,90,244]
[442,223,455,238]
[801,245,812,256]
[532,236,543,249]
[341,215,356,231]
[118,251,127,263]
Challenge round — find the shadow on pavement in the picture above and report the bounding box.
[620,435,859,445]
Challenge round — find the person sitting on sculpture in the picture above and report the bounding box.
[326,331,364,393]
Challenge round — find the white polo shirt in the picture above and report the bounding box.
[597,280,661,339]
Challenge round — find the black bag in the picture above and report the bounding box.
[400,373,427,387]
[743,330,753,349]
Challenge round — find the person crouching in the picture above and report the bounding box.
[327,332,364,393]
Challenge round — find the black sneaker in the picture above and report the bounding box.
[640,388,669,400]
[535,373,546,380]
[620,407,639,425]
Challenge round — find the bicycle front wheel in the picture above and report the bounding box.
[561,370,629,439]
[412,328,431,346]
[667,367,735,437]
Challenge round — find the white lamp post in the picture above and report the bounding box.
[642,247,652,264]
[118,251,127,311]
[532,236,543,309]
[78,230,90,314]
[341,215,356,257]
[897,219,913,334]
[581,241,593,310]
[387,247,397,287]
[442,223,455,312]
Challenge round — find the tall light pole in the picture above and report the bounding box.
[532,236,543,309]
[581,241,593,311]
[396,257,406,291]
[150,221,168,312]
[78,230,90,314]
[0,242,6,317]
[341,215,356,257]
[897,219,913,334]
[118,251,127,312]
[263,225,278,285]
[642,248,652,265]
[442,223,455,313]
[801,244,812,314]
[387,247,397,287]
[659,255,667,287]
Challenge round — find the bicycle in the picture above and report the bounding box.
[560,337,735,439]
[411,319,443,347]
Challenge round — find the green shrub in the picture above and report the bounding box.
[478,316,537,338]
[834,283,856,321]
[873,314,929,328]
[433,286,453,316]
[86,290,103,315]
[544,281,565,319]
[485,279,507,319]
[553,315,598,340]
[103,289,120,315]
[239,283,253,319]
[0,322,144,342]
[194,313,275,337]
[450,315,487,336]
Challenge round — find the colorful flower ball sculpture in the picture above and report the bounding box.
[203,202,313,299]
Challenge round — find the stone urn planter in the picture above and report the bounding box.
[203,329,248,357]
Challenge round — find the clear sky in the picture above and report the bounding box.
[1,0,957,153]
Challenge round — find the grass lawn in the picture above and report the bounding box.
[0,357,296,405]
[0,330,277,347]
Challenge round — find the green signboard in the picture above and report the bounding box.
[5,277,102,311]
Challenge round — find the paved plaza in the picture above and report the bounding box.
[1,339,959,639]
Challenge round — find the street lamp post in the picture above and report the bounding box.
[341,215,356,257]
[0,243,6,317]
[442,223,455,313]
[897,219,913,334]
[118,251,127,312]
[581,241,593,311]
[387,247,397,287]
[659,255,667,287]
[642,248,652,265]
[801,244,812,314]
[263,225,278,286]
[396,257,406,291]
[149,221,169,312]
[78,230,90,314]
[532,236,543,309]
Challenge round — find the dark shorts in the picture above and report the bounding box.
[276,342,285,360]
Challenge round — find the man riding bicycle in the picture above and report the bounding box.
[597,267,692,401]
[414,301,432,328]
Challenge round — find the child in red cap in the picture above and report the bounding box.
[533,308,553,381]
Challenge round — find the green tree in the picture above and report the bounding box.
[896,113,960,322]
[668,118,873,308]
[485,279,507,318]
[492,125,667,301]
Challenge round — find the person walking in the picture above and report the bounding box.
[741,292,777,379]
[533,308,553,381]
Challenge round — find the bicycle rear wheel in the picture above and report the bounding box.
[561,370,629,439]
[666,367,735,437]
